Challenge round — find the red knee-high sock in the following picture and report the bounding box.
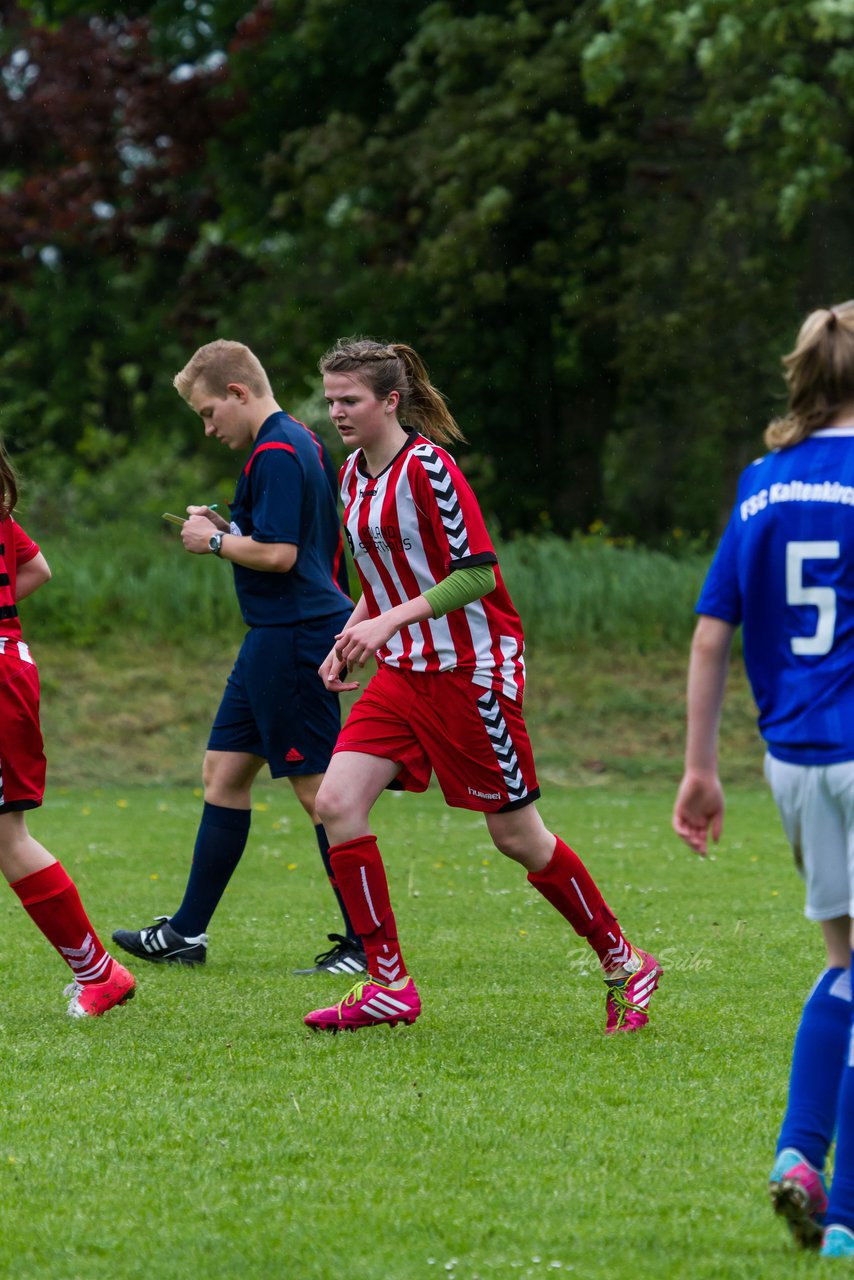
[11,861,111,985]
[527,836,633,973]
[329,836,408,984]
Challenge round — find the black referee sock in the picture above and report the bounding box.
[315,823,360,944]
[170,802,252,938]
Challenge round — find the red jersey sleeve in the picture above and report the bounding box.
[12,518,40,568]
[0,516,39,638]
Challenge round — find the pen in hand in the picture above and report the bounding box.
[162,503,224,528]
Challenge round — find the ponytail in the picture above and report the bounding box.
[388,343,463,443]
[765,301,854,449]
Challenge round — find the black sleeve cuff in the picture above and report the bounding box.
[449,551,498,571]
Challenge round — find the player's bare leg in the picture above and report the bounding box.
[314,750,400,845]
[202,748,265,808]
[0,811,134,1016]
[486,802,662,1031]
[0,810,54,883]
[288,772,322,822]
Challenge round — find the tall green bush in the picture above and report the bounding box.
[21,525,709,651]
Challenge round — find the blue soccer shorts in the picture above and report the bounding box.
[209,612,349,778]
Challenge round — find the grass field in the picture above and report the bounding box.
[34,637,762,792]
[6,778,824,1280]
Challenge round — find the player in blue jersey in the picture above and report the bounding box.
[113,341,367,977]
[673,301,854,1258]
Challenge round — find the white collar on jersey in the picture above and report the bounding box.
[812,427,854,436]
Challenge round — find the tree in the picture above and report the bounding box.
[0,2,238,458]
[582,0,854,534]
[3,0,854,539]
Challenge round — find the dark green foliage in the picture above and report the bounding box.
[3,1,854,538]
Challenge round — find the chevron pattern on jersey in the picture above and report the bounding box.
[476,689,528,803]
[413,444,471,559]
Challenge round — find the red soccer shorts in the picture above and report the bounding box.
[0,643,46,812]
[334,664,540,812]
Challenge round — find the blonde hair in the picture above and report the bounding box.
[766,301,854,449]
[319,338,464,444]
[173,339,273,403]
[0,435,19,520]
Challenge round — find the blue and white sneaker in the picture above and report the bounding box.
[768,1147,828,1249]
[821,1224,854,1257]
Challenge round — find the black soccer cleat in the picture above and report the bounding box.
[293,933,367,977]
[112,916,208,966]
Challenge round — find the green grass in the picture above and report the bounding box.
[5,782,823,1279]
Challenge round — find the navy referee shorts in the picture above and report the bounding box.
[208,612,349,778]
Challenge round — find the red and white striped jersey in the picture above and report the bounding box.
[340,431,526,701]
[0,516,40,644]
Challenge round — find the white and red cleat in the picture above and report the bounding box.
[304,975,421,1032]
[65,958,136,1018]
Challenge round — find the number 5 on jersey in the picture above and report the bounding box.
[786,540,840,656]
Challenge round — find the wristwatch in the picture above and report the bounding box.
[209,533,224,556]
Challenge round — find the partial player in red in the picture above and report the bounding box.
[303,337,662,1034]
[0,437,135,1017]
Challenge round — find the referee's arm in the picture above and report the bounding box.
[181,514,296,572]
[214,535,296,573]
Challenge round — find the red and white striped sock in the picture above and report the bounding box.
[329,835,408,985]
[527,836,633,973]
[10,861,112,985]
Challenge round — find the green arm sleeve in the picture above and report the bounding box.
[422,563,497,618]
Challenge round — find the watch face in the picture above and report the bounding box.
[210,534,222,554]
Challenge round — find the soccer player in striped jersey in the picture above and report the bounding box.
[0,437,135,1017]
[672,302,854,1257]
[302,338,662,1034]
[112,340,366,976]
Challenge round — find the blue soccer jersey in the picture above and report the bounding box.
[697,428,854,764]
[229,412,352,626]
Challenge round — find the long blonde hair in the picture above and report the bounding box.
[0,435,19,520]
[766,301,854,449]
[319,338,464,444]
